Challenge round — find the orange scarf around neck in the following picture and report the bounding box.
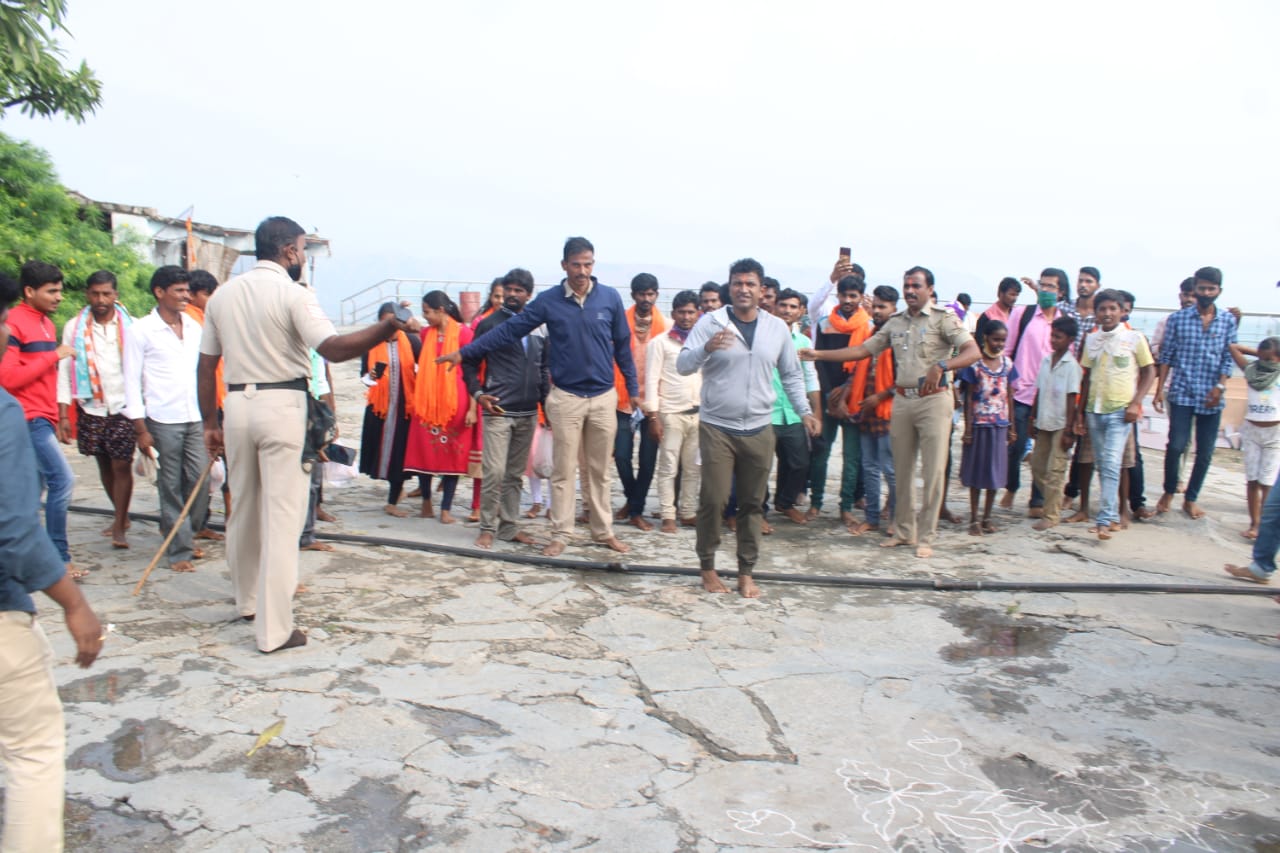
[367,331,416,418]
[614,305,666,411]
[848,347,895,421]
[827,305,872,371]
[414,319,461,427]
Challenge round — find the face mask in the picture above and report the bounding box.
[1037,290,1058,309]
[287,263,303,282]
[1195,294,1216,309]
[984,344,1004,358]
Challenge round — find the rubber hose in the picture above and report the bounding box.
[68,504,1278,597]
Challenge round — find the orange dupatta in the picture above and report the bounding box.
[185,304,226,408]
[830,307,894,421]
[413,318,461,427]
[367,332,416,418]
[614,305,665,411]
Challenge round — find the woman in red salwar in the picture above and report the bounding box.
[404,291,479,524]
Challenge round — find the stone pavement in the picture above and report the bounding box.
[8,360,1280,851]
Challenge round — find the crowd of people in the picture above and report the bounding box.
[4,218,1280,848]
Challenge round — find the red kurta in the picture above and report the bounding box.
[404,323,478,476]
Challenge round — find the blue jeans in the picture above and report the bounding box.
[28,417,74,562]
[1162,403,1221,503]
[859,428,895,527]
[1242,466,1280,579]
[808,411,859,512]
[614,411,657,517]
[1007,401,1043,506]
[1087,410,1130,527]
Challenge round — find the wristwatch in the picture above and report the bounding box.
[1215,383,1226,391]
[936,360,948,372]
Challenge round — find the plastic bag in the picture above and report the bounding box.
[323,461,359,489]
[529,423,554,480]
[134,447,157,485]
[208,458,226,494]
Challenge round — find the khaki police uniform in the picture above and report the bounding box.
[200,261,336,652]
[863,302,972,544]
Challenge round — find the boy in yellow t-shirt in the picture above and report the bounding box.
[1076,289,1156,540]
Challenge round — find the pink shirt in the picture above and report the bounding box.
[1004,305,1061,406]
[982,303,1012,326]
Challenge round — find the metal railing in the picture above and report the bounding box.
[339,278,492,326]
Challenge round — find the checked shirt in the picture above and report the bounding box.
[1157,305,1237,414]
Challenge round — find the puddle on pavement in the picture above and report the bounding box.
[404,701,507,741]
[940,605,1067,662]
[69,718,211,783]
[305,778,434,850]
[60,668,150,704]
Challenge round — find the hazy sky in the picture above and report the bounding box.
[5,0,1277,314]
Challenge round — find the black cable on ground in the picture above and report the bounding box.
[68,504,1279,598]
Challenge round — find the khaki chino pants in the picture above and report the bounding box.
[545,387,618,543]
[656,412,700,521]
[1030,427,1071,523]
[696,423,774,575]
[0,612,65,853]
[479,413,536,539]
[889,392,952,545]
[224,387,310,652]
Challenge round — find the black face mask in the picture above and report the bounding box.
[1195,294,1216,309]
[287,263,303,282]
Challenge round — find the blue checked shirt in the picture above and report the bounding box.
[1157,305,1237,413]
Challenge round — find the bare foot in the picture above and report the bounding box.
[1117,516,1130,530]
[848,522,878,537]
[805,506,821,521]
[1065,510,1089,523]
[738,575,762,598]
[513,531,538,545]
[67,563,90,580]
[1176,481,1186,494]
[575,512,589,524]
[542,540,566,557]
[628,515,654,532]
[1031,519,1058,531]
[191,548,206,560]
[999,490,1015,509]
[384,504,409,518]
[599,536,630,553]
[1090,525,1112,541]
[467,510,481,523]
[968,522,983,536]
[1243,528,1259,540]
[406,487,422,498]
[614,505,631,521]
[982,519,997,534]
[680,517,697,527]
[102,520,132,535]
[1155,493,1173,514]
[419,501,435,518]
[840,510,856,526]
[523,502,543,518]
[171,561,196,573]
[300,542,335,551]
[939,508,963,525]
[1134,507,1156,521]
[660,519,677,534]
[781,507,807,525]
[880,536,914,549]
[915,544,934,558]
[1061,496,1075,511]
[111,527,129,549]
[316,507,338,523]
[295,583,308,594]
[1224,564,1270,584]
[760,519,774,535]
[725,516,737,532]
[1183,501,1205,520]
[701,569,729,593]
[439,509,456,524]
[885,524,897,538]
[1027,507,1044,519]
[195,528,224,541]
[474,531,494,549]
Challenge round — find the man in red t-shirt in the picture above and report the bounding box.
[0,261,77,572]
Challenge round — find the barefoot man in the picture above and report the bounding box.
[462,269,549,550]
[439,237,637,557]
[677,259,819,597]
[801,267,978,559]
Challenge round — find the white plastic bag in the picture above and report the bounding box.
[529,423,554,480]
[134,447,157,485]
[323,461,359,489]
[208,458,226,494]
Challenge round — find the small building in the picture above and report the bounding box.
[67,191,331,283]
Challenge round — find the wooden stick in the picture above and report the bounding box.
[132,458,216,596]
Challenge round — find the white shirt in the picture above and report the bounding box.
[57,311,127,417]
[644,332,702,415]
[123,308,204,423]
[1033,351,1083,432]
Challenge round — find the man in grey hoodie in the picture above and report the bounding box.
[678,258,819,597]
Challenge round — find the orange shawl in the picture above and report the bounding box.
[185,304,226,408]
[848,349,895,421]
[366,332,416,418]
[614,305,666,411]
[826,306,872,372]
[414,319,461,427]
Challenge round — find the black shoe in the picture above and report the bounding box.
[261,629,307,654]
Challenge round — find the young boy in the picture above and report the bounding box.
[1076,290,1156,541]
[1029,315,1082,530]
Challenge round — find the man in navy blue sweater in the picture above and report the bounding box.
[441,237,637,556]
[0,271,104,851]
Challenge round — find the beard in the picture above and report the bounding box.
[287,263,304,282]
